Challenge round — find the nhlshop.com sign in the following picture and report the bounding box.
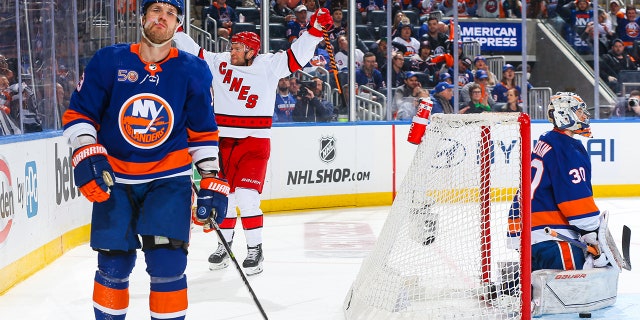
[459,21,522,52]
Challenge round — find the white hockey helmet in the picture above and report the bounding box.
[547,92,592,137]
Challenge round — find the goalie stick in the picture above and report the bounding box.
[622,225,631,271]
[192,182,269,319]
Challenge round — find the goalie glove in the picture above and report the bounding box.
[580,231,609,268]
[196,177,230,226]
[307,8,333,38]
[71,144,115,202]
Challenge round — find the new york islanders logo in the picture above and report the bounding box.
[118,93,174,149]
[626,22,640,39]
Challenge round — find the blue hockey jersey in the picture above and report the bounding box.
[63,43,219,183]
[509,129,600,246]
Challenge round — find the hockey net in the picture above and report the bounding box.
[344,113,531,320]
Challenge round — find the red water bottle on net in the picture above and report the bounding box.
[407,97,433,145]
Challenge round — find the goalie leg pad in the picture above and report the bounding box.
[531,267,619,317]
[93,250,136,320]
[145,247,188,320]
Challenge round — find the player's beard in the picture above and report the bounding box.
[143,22,174,45]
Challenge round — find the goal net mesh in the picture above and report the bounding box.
[344,113,530,320]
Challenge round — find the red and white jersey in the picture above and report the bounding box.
[174,31,322,139]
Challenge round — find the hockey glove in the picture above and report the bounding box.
[307,8,333,37]
[71,144,115,203]
[196,177,230,226]
[580,232,609,268]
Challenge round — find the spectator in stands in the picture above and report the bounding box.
[393,22,421,56]
[475,0,507,18]
[422,16,449,55]
[392,71,423,117]
[439,0,471,17]
[449,56,473,87]
[615,6,640,47]
[382,51,409,88]
[0,54,13,83]
[581,9,615,54]
[334,34,364,71]
[612,89,640,117]
[527,0,548,18]
[292,77,334,122]
[369,37,388,69]
[430,81,455,113]
[304,0,318,20]
[391,11,410,37]
[289,76,301,97]
[600,38,638,94]
[608,0,623,31]
[461,70,496,108]
[0,75,11,116]
[559,0,593,54]
[492,64,522,103]
[303,43,330,74]
[497,88,523,112]
[270,0,296,23]
[396,88,430,120]
[460,83,492,114]
[274,77,297,122]
[472,55,497,86]
[328,6,346,40]
[203,0,238,39]
[503,0,522,18]
[356,52,386,93]
[357,0,383,21]
[287,4,309,43]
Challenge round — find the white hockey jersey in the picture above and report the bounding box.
[173,31,322,138]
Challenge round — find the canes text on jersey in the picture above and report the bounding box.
[219,62,259,108]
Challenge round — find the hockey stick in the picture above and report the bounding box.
[622,225,632,270]
[544,227,600,257]
[314,1,346,107]
[208,218,269,319]
[191,182,269,319]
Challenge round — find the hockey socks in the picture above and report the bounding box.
[146,247,188,320]
[93,271,130,320]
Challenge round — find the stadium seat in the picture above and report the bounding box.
[269,23,287,39]
[269,38,290,52]
[367,10,386,26]
[356,25,376,41]
[235,7,260,24]
[231,22,257,35]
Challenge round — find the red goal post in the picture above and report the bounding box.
[344,113,531,320]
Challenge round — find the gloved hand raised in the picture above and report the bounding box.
[196,177,230,225]
[72,143,115,202]
[307,8,334,37]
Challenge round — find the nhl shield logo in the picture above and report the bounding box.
[319,136,336,163]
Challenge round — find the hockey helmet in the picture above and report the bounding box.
[547,92,592,137]
[231,31,261,53]
[141,0,184,15]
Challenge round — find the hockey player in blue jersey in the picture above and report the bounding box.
[509,92,608,271]
[62,1,229,319]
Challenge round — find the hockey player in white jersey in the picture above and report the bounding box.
[174,8,334,275]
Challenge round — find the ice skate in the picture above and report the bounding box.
[243,244,264,276]
[208,242,230,270]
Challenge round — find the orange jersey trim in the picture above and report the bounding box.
[187,127,219,144]
[108,149,192,176]
[93,281,129,310]
[532,210,569,228]
[558,241,576,270]
[557,197,599,219]
[62,109,98,129]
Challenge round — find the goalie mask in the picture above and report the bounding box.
[547,92,592,137]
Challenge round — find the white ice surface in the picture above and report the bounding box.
[0,198,638,320]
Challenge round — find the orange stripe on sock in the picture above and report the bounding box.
[93,281,129,311]
[149,288,188,314]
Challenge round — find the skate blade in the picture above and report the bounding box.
[209,259,230,271]
[243,264,263,276]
